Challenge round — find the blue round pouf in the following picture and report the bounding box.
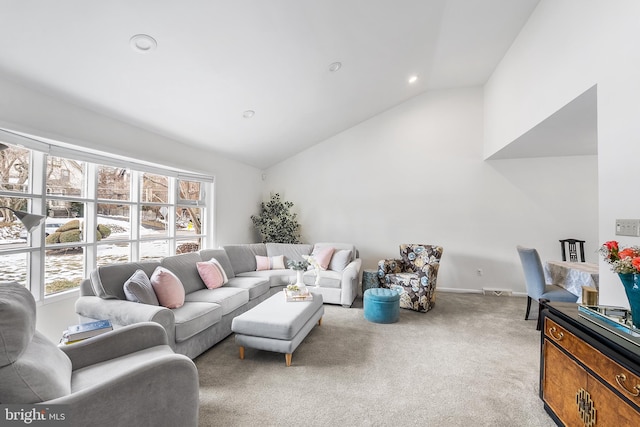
[364,288,400,324]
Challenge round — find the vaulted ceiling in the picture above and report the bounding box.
[0,0,540,168]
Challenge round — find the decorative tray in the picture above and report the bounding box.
[283,288,313,302]
[578,304,640,347]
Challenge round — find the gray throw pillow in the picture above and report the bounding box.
[124,269,159,305]
[329,250,353,272]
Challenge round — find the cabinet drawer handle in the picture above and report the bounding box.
[548,326,564,341]
[615,373,640,397]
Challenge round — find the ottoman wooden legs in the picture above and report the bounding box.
[239,345,293,366]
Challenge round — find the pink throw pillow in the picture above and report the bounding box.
[256,255,270,271]
[150,267,185,308]
[255,255,285,271]
[312,247,335,270]
[197,260,227,289]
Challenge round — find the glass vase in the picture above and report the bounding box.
[617,273,640,328]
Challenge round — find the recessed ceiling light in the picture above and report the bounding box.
[328,62,342,72]
[130,34,157,53]
[243,110,255,119]
[408,75,418,84]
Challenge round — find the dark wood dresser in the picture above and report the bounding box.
[540,302,640,426]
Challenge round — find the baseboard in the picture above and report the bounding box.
[362,287,526,297]
[437,287,482,294]
[437,288,526,297]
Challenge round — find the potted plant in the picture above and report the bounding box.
[287,259,309,289]
[251,193,301,243]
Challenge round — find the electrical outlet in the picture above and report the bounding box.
[616,219,640,237]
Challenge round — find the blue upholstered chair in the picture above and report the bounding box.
[377,244,443,312]
[0,282,200,427]
[516,246,578,330]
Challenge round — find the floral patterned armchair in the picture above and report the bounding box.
[377,244,444,312]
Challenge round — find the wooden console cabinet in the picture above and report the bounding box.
[541,302,640,426]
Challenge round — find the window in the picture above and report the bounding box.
[0,145,30,193]
[176,178,205,255]
[0,131,214,302]
[97,165,130,200]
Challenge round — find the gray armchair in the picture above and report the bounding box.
[0,282,199,427]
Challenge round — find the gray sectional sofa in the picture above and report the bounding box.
[75,242,361,359]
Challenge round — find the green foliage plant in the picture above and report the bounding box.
[287,259,309,270]
[44,221,112,244]
[45,231,61,244]
[250,193,301,243]
[58,219,80,233]
[97,224,111,238]
[59,230,82,243]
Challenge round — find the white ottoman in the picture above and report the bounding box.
[231,290,324,366]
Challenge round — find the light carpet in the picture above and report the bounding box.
[194,292,556,426]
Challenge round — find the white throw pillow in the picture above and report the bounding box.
[329,250,353,272]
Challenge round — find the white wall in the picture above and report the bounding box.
[484,0,600,158]
[485,0,640,306]
[265,86,598,295]
[0,73,263,340]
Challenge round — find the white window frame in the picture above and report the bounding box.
[0,128,215,304]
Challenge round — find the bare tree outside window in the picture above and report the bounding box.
[98,166,130,201]
[0,145,30,209]
[178,180,202,235]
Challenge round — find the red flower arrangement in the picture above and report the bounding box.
[600,240,640,274]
